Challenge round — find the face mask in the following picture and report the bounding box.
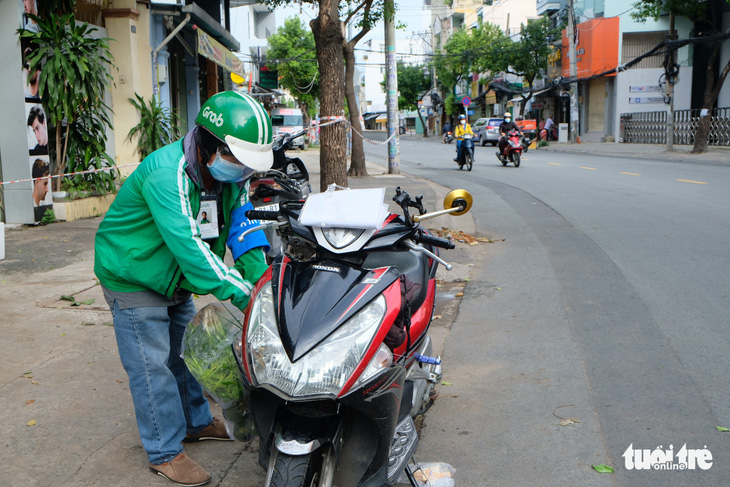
[460,120,466,125]
[207,150,246,183]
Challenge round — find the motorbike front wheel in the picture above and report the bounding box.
[268,447,334,487]
[466,152,473,171]
[512,152,521,168]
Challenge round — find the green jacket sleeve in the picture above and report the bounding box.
[141,166,253,310]
[234,247,269,287]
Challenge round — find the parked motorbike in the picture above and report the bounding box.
[249,130,312,262]
[540,126,558,142]
[496,130,523,167]
[443,131,454,144]
[521,134,532,153]
[233,186,473,487]
[455,133,474,171]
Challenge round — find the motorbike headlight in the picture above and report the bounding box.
[322,227,364,249]
[246,282,387,398]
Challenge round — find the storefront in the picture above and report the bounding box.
[561,16,620,140]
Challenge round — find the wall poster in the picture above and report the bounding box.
[19,0,52,222]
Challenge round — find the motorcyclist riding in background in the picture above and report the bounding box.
[453,114,474,162]
[498,112,521,158]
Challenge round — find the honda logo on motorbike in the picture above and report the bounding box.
[202,106,224,127]
[312,265,340,273]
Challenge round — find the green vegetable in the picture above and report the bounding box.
[183,304,244,406]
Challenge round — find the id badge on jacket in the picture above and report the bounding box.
[197,196,219,239]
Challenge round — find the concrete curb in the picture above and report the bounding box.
[536,142,730,166]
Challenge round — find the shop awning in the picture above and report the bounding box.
[181,3,239,51]
[196,27,244,77]
[507,87,554,104]
[363,113,382,121]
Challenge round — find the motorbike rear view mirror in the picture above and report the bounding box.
[443,189,473,215]
[412,189,473,222]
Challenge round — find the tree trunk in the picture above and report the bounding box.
[311,3,347,192]
[344,42,367,177]
[691,46,730,153]
[54,125,62,192]
[416,108,428,137]
[299,101,311,130]
[298,101,311,145]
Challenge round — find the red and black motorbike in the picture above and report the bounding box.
[496,129,523,167]
[234,187,472,487]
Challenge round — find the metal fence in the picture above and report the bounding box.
[620,108,730,146]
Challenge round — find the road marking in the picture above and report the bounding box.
[677,179,708,185]
[548,162,561,166]
[621,172,641,176]
[580,166,596,170]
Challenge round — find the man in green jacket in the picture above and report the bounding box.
[95,91,273,486]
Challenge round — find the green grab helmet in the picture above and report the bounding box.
[195,91,274,171]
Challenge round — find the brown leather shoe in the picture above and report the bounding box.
[183,417,232,442]
[149,453,211,486]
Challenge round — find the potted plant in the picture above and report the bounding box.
[127,93,181,159]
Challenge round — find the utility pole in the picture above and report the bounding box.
[385,0,400,174]
[666,12,676,151]
[567,0,579,143]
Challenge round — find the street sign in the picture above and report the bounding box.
[462,96,471,107]
[468,110,474,115]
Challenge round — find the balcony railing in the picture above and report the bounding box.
[620,108,730,146]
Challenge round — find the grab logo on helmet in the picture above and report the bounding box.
[201,106,224,127]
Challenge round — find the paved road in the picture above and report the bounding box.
[366,137,730,486]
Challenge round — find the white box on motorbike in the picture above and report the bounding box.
[299,187,389,229]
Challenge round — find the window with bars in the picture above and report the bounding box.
[622,31,667,69]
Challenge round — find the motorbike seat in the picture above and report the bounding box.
[362,249,429,312]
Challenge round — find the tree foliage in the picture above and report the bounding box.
[630,0,708,24]
[435,22,510,113]
[507,18,557,89]
[394,62,431,111]
[266,17,319,121]
[506,17,560,114]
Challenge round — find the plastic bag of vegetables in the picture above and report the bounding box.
[182,303,256,441]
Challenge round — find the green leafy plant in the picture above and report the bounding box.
[183,305,243,405]
[40,208,56,224]
[64,109,117,196]
[19,11,115,192]
[127,93,181,159]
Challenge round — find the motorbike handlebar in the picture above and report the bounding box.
[416,230,455,250]
[245,210,280,221]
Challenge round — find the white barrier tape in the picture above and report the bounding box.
[318,116,348,128]
[0,163,139,186]
[316,116,397,145]
[349,123,396,145]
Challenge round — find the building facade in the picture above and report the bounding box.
[1,0,245,224]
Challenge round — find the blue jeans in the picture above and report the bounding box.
[111,298,213,465]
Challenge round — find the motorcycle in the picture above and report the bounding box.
[443,131,454,144]
[496,130,523,168]
[455,133,474,171]
[249,130,312,262]
[233,186,473,487]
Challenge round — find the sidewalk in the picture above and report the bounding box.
[537,140,730,165]
[0,149,476,487]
